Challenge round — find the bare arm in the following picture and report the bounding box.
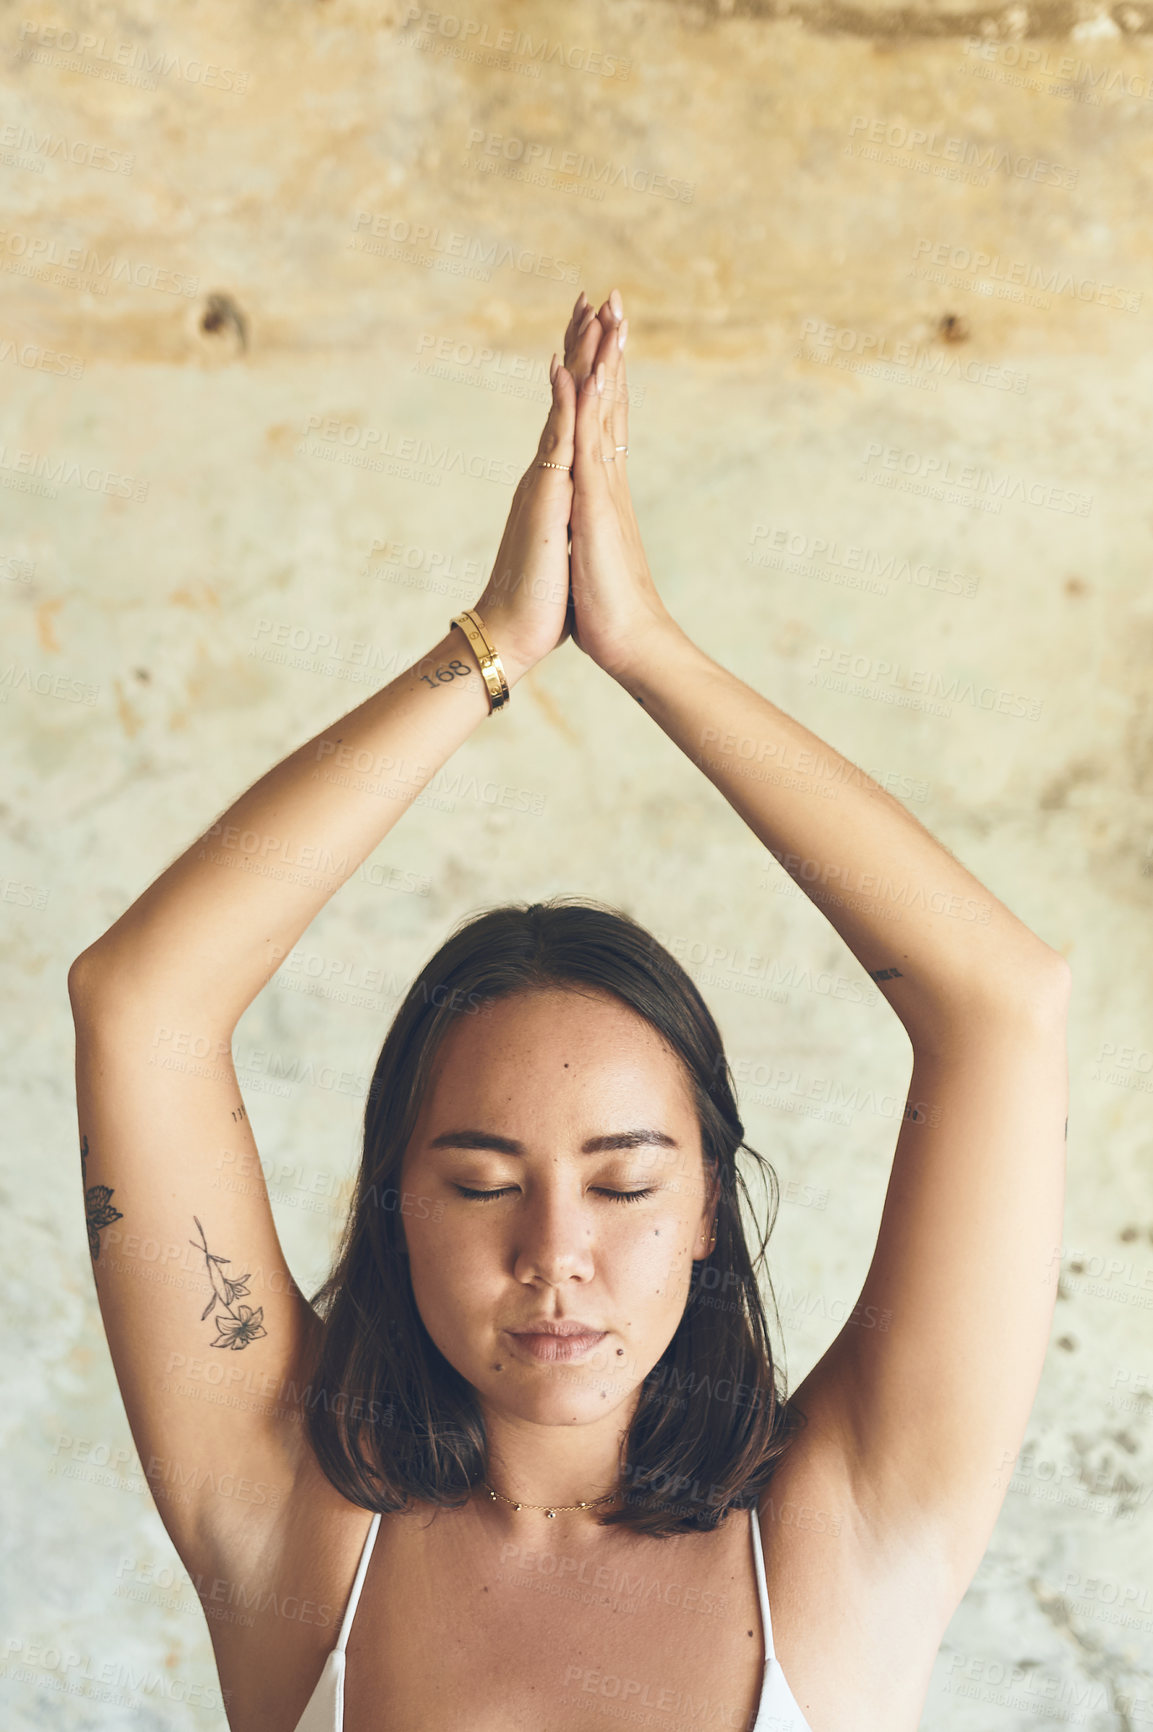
[66,336,580,1580]
[72,627,509,1020]
[562,293,1070,1609]
[613,627,1066,1045]
[70,336,589,1021]
[605,617,1068,1594]
[561,307,1063,1046]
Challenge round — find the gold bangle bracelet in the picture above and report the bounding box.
[449,608,510,713]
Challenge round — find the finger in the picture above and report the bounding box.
[591,311,625,458]
[567,299,603,385]
[588,289,628,461]
[534,356,576,475]
[573,366,609,478]
[563,289,588,353]
[612,320,630,457]
[551,363,577,464]
[584,308,626,473]
[562,307,583,371]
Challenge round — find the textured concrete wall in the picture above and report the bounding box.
[3,0,1151,1724]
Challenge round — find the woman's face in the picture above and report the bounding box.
[400,987,718,1428]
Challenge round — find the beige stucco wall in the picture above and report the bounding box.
[3,0,1152,1723]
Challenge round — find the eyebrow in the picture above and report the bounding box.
[427,1128,680,1155]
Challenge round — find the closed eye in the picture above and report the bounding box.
[453,1185,657,1204]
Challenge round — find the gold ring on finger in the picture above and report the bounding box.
[538,460,572,471]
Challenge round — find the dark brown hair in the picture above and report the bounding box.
[304,895,805,1536]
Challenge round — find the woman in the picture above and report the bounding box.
[68,289,1070,1732]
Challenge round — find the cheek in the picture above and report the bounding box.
[404,1211,502,1345]
[601,1208,698,1302]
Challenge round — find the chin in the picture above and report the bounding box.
[419,1308,658,1425]
[479,1363,639,1426]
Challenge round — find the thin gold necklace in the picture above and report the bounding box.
[483,1480,619,1519]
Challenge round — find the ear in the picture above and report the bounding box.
[691,1162,722,1262]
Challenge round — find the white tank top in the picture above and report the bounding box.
[292,1503,813,1731]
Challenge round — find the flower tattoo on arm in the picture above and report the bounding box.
[189,1215,268,1350]
[81,1133,123,1262]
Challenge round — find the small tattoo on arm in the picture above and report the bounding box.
[81,1133,123,1262]
[189,1215,268,1350]
[230,1103,247,1123]
[869,967,904,982]
[418,658,473,690]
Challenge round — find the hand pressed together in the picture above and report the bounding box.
[562,287,676,682]
[472,287,676,687]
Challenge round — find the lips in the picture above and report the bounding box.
[508,1319,601,1337]
[505,1320,608,1363]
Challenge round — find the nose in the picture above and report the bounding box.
[511,1178,595,1288]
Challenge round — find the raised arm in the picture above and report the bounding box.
[561,294,1070,1608]
[66,338,579,1578]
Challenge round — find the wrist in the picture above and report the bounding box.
[496,640,540,690]
[447,614,537,697]
[464,596,556,689]
[605,614,699,696]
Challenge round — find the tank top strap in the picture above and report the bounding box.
[335,1511,382,1653]
[748,1502,776,1660]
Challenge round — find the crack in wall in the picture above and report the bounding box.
[663,0,1153,37]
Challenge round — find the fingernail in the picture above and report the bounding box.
[549,351,558,384]
[618,318,629,352]
[609,288,623,321]
[596,362,605,395]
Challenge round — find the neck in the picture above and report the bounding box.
[480,1404,630,1522]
